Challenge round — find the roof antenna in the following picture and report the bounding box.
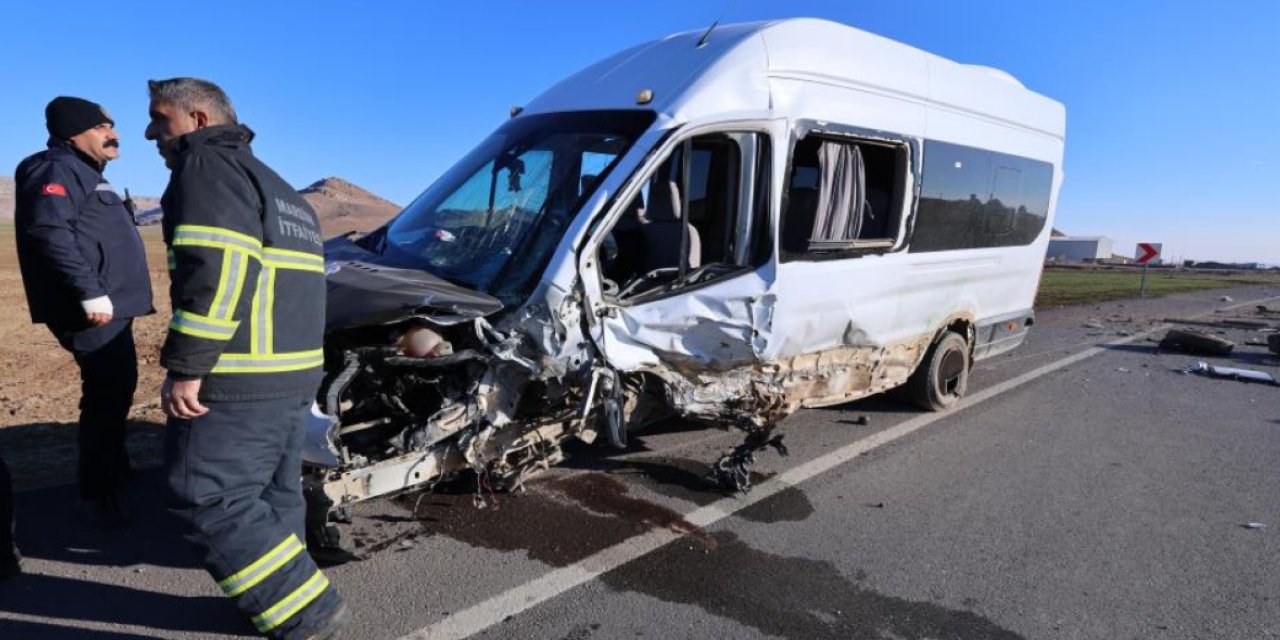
[696,0,739,48]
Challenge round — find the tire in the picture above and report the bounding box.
[1159,329,1234,356]
[907,331,970,412]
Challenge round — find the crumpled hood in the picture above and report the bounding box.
[324,236,504,331]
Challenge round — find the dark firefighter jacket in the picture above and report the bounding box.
[13,138,153,326]
[160,125,326,401]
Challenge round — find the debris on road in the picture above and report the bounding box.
[1164,318,1275,330]
[1220,296,1234,302]
[1189,362,1278,386]
[1116,367,1131,373]
[1083,320,1105,330]
[1160,329,1234,356]
[1242,522,1267,530]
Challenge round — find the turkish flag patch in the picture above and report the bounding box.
[41,183,68,197]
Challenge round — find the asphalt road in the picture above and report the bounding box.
[3,284,1279,640]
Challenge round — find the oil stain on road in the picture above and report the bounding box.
[602,530,1024,640]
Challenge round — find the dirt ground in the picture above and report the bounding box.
[0,225,170,489]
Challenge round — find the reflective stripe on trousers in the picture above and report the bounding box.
[164,393,343,639]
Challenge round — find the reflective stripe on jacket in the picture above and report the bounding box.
[160,125,325,401]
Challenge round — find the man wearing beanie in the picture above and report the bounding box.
[12,96,154,529]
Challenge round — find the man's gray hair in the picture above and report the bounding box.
[147,77,238,125]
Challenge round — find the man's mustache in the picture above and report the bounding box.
[104,140,119,148]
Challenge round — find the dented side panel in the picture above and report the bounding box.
[600,269,771,371]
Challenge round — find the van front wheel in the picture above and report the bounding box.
[907,331,970,411]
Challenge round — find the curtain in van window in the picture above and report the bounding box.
[810,141,865,242]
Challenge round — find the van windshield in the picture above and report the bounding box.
[379,110,656,301]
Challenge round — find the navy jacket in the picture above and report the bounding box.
[160,125,325,401]
[13,138,153,327]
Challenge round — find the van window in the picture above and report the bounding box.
[599,132,771,301]
[909,140,1053,253]
[381,110,655,303]
[781,135,908,259]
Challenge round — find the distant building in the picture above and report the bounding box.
[1046,236,1113,263]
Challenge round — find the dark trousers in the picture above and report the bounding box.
[165,393,342,639]
[0,454,18,569]
[48,318,137,501]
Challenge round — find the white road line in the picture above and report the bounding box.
[402,294,1280,640]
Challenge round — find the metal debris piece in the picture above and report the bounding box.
[710,430,789,493]
[1242,522,1267,530]
[1083,321,1105,330]
[1189,362,1278,386]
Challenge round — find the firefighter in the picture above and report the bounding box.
[12,97,153,528]
[145,77,347,640]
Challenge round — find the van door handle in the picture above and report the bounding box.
[596,306,618,319]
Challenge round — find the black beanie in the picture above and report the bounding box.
[45,96,114,140]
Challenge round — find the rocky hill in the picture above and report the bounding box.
[1,174,400,236]
[299,176,401,235]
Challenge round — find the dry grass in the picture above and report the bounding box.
[1036,266,1280,307]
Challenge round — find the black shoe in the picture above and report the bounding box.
[74,493,131,530]
[310,545,362,568]
[0,557,21,584]
[304,602,351,640]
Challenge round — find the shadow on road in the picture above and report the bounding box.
[13,467,199,570]
[0,618,152,639]
[0,420,166,491]
[0,573,251,637]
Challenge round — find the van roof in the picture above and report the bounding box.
[522,18,1065,141]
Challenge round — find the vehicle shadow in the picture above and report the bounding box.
[0,573,251,637]
[819,392,921,416]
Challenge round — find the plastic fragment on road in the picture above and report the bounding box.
[1220,296,1234,302]
[1242,522,1267,530]
[1083,321,1105,330]
[1188,362,1278,386]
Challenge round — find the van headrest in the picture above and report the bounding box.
[646,179,681,223]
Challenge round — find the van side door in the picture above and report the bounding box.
[577,124,777,374]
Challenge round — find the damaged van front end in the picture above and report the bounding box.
[301,110,663,548]
[300,18,1065,551]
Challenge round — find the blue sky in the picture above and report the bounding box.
[1,1,1275,262]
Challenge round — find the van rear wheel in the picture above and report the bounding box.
[907,331,970,411]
